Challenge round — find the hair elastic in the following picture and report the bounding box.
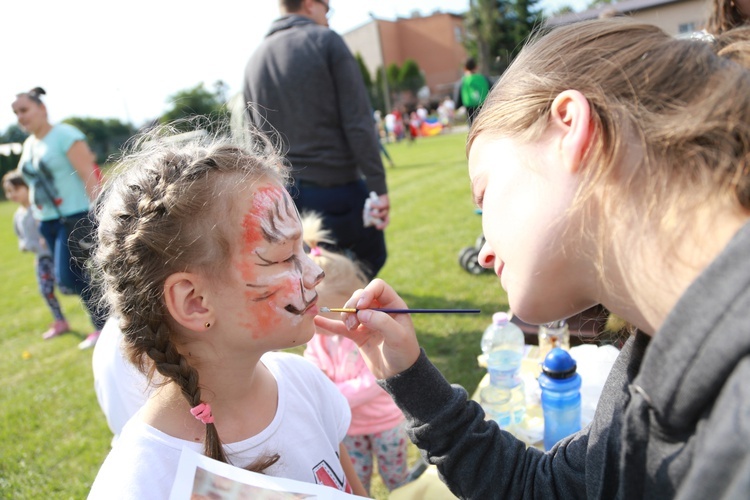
[190,402,214,424]
[310,246,322,257]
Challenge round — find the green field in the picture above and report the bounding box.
[0,130,506,499]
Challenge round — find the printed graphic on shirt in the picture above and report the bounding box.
[21,159,62,209]
[312,459,352,493]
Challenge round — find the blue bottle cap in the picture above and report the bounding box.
[542,348,577,379]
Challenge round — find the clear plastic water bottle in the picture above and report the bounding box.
[479,312,526,429]
[538,347,581,450]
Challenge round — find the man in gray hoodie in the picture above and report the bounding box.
[243,0,389,278]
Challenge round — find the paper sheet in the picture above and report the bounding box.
[169,447,368,500]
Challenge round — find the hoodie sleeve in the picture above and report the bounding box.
[327,32,387,195]
[380,349,590,499]
[676,358,750,498]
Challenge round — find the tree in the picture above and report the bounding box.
[63,117,135,164]
[398,59,426,96]
[355,52,384,112]
[160,82,229,132]
[374,67,389,112]
[1,125,27,143]
[355,53,373,91]
[552,5,576,15]
[386,63,401,92]
[464,0,544,75]
[465,0,501,76]
[0,125,27,184]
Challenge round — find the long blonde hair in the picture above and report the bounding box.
[469,19,750,270]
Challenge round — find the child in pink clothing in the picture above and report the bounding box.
[302,213,410,494]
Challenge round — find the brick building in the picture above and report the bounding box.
[342,12,468,108]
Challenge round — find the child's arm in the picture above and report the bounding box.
[313,279,421,380]
[67,141,101,202]
[339,443,368,497]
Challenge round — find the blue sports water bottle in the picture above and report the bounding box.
[538,347,581,450]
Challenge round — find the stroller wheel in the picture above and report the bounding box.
[463,248,486,275]
[458,246,476,271]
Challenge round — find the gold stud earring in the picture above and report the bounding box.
[205,322,211,328]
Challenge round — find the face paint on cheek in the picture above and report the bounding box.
[241,212,263,249]
[241,274,301,338]
[240,187,286,281]
[240,290,283,338]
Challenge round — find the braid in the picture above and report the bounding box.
[146,322,232,463]
[94,123,286,472]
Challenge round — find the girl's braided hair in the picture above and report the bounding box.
[93,122,288,471]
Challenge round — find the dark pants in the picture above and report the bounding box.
[466,106,481,126]
[289,179,387,280]
[39,212,107,330]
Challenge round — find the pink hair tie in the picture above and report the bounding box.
[310,246,322,257]
[190,402,214,424]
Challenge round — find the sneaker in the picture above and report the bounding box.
[78,330,101,350]
[43,320,70,340]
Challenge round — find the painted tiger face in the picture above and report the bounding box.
[219,182,324,350]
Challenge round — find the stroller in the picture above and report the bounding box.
[458,209,491,275]
[458,234,490,275]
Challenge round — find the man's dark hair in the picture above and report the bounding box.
[465,58,478,72]
[281,0,304,12]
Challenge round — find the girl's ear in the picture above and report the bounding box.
[164,272,213,332]
[549,90,592,174]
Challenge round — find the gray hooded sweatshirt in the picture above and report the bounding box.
[243,15,387,195]
[381,222,750,499]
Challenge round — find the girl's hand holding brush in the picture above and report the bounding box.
[314,278,421,380]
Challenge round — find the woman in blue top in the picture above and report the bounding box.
[12,87,106,349]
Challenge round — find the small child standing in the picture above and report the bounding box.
[87,126,366,498]
[302,213,410,494]
[3,171,69,339]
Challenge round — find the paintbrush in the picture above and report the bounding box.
[320,307,481,314]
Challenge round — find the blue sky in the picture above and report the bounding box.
[1,0,588,132]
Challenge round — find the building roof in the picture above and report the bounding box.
[547,0,684,26]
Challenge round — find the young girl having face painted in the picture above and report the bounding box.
[317,19,750,499]
[88,126,366,498]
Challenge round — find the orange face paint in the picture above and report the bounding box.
[233,183,315,340]
[241,185,285,249]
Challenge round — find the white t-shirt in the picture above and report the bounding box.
[91,317,151,443]
[88,352,352,499]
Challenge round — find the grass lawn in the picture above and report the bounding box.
[0,130,507,499]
